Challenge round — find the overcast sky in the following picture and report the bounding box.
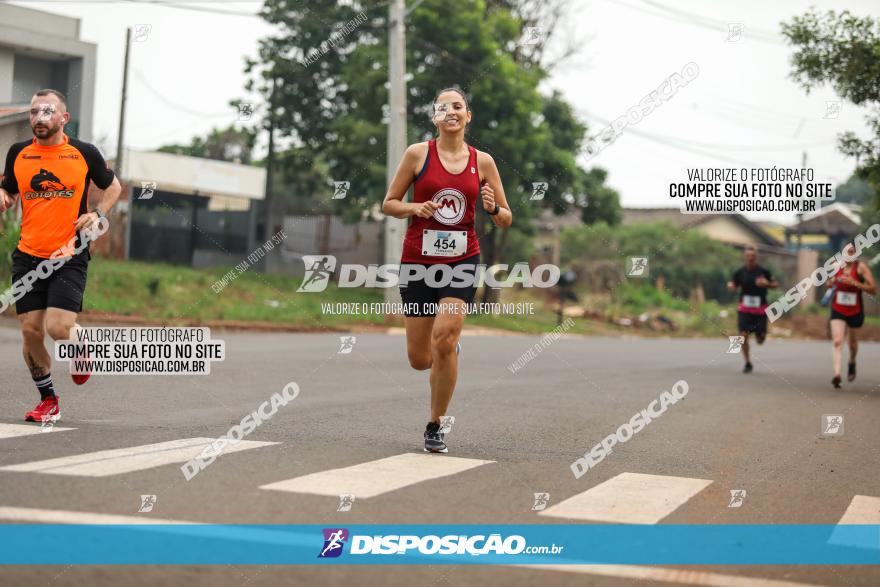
[9,0,878,224]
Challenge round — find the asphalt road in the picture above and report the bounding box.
[0,322,878,587]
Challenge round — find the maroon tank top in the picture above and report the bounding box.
[831,263,863,316]
[401,139,481,264]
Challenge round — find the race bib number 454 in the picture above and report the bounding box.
[422,230,467,257]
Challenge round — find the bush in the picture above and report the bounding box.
[559,221,742,303]
[0,213,21,278]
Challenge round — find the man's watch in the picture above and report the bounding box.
[488,204,500,216]
[92,208,106,220]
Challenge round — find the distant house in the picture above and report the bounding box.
[784,202,862,252]
[620,208,815,290]
[621,208,782,249]
[109,150,266,267]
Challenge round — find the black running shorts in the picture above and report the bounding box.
[399,253,480,317]
[10,247,90,314]
[830,309,864,329]
[737,311,767,337]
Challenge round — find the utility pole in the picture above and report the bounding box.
[384,0,407,306]
[116,27,131,177]
[118,27,132,260]
[797,150,806,250]
[261,76,277,271]
[264,77,277,235]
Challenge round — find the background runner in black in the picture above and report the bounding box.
[727,247,778,373]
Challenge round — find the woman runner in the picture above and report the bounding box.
[827,244,876,388]
[382,87,512,453]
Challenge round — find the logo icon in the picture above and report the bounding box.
[298,255,337,293]
[823,101,841,119]
[35,103,56,123]
[727,336,745,353]
[25,169,73,200]
[31,169,66,192]
[728,489,746,508]
[238,103,255,122]
[822,414,844,436]
[531,182,548,201]
[627,256,649,278]
[521,26,543,45]
[531,492,550,511]
[133,24,152,42]
[432,102,453,123]
[139,181,157,200]
[431,188,466,225]
[318,528,348,558]
[438,415,455,435]
[138,494,157,513]
[725,23,744,42]
[337,494,355,512]
[40,415,55,432]
[338,336,356,354]
[332,181,350,200]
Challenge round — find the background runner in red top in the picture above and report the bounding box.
[401,139,481,264]
[830,263,863,316]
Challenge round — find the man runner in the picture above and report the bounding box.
[0,89,121,423]
[727,247,778,373]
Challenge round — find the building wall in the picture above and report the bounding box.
[0,118,30,149]
[266,215,383,277]
[0,47,14,104]
[0,3,96,141]
[694,216,766,246]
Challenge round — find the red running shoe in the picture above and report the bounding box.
[25,397,60,423]
[70,341,92,385]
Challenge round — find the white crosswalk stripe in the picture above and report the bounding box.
[0,437,277,477]
[0,423,76,439]
[539,472,713,523]
[835,495,880,524]
[829,495,880,549]
[260,452,494,498]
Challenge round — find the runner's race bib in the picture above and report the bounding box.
[742,295,762,309]
[836,291,858,306]
[422,230,467,257]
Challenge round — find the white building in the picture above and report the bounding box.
[0,3,98,148]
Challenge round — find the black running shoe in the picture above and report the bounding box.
[832,375,842,389]
[424,421,448,453]
[743,362,753,373]
[847,362,856,382]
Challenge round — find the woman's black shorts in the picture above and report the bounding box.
[399,253,480,317]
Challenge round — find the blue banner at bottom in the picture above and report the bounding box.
[0,524,878,565]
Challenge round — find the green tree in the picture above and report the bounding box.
[245,0,619,265]
[560,222,742,302]
[782,10,880,198]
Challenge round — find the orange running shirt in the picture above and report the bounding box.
[1,134,115,258]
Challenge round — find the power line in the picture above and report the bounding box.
[132,69,235,118]
[605,0,783,46]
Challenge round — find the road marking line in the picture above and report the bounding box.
[828,495,880,550]
[511,564,829,587]
[0,508,834,585]
[0,438,278,477]
[539,472,712,524]
[0,423,76,439]
[0,508,831,586]
[0,506,191,525]
[260,452,494,498]
[835,495,880,524]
